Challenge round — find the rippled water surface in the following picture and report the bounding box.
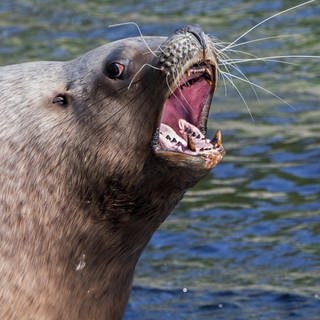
[1,0,319,319]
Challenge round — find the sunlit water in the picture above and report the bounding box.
[1,1,319,319]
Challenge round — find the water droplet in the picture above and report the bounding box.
[75,253,86,271]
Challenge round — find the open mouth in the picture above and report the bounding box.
[154,61,224,169]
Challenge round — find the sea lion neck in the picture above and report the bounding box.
[51,160,191,320]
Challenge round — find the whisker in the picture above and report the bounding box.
[215,48,259,101]
[222,0,316,51]
[219,72,229,96]
[222,71,255,120]
[226,62,260,103]
[220,48,259,59]
[142,49,163,56]
[216,45,257,110]
[227,34,302,50]
[220,70,295,110]
[108,22,159,57]
[209,35,231,48]
[221,59,299,67]
[128,64,163,90]
[215,51,240,97]
[221,55,320,65]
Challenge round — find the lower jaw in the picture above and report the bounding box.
[154,121,224,170]
[154,148,224,171]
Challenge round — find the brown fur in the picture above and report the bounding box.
[0,33,214,319]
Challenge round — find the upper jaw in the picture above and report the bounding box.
[152,33,225,170]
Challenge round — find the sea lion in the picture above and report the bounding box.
[0,25,224,319]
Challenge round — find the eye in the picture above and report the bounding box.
[104,62,125,80]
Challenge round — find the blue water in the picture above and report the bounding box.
[127,287,320,320]
[1,0,319,319]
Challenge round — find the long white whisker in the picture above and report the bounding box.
[108,22,159,57]
[221,55,320,65]
[216,49,256,118]
[218,48,299,69]
[221,48,259,59]
[222,0,316,51]
[128,64,162,90]
[222,72,255,120]
[227,63,260,103]
[221,58,299,67]
[216,52,240,97]
[217,50,260,101]
[219,72,229,96]
[220,70,295,110]
[227,34,301,49]
[216,48,259,101]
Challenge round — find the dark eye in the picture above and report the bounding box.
[104,62,125,80]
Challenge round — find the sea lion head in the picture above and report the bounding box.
[0,24,224,228]
[51,24,224,191]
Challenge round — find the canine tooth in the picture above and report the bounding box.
[211,129,222,147]
[187,135,196,151]
[216,129,222,145]
[205,66,212,76]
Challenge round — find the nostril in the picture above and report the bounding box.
[175,25,207,50]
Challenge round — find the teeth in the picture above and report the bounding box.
[159,120,222,155]
[211,129,222,147]
[187,135,196,151]
[215,129,222,146]
[179,119,205,139]
[161,123,178,138]
[160,123,187,147]
[177,65,214,91]
[205,66,211,74]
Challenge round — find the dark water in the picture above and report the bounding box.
[1,0,319,319]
